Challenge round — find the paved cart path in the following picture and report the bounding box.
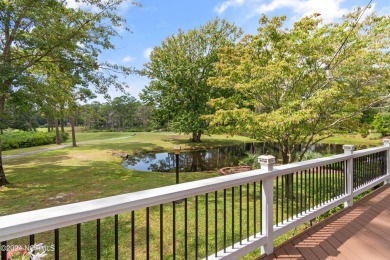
[3,136,133,160]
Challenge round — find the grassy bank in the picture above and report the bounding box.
[320,134,382,146]
[1,131,384,259]
[1,132,255,215]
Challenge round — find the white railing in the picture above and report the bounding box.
[1,140,389,260]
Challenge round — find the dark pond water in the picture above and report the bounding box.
[122,142,370,173]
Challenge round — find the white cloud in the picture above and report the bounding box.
[215,0,247,14]
[255,0,350,23]
[65,0,88,9]
[122,56,134,63]
[143,47,153,59]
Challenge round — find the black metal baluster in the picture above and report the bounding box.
[341,162,345,195]
[304,170,307,213]
[214,192,217,257]
[287,175,290,220]
[276,176,279,226]
[1,241,7,260]
[291,173,294,219]
[247,183,250,242]
[373,153,376,179]
[319,166,322,205]
[363,155,366,185]
[131,211,135,260]
[323,166,325,202]
[311,168,315,209]
[329,165,332,199]
[232,187,235,248]
[359,156,362,187]
[146,207,150,260]
[296,172,299,217]
[29,234,35,247]
[55,228,60,260]
[330,164,332,200]
[281,175,284,223]
[308,168,311,210]
[115,215,118,260]
[96,219,100,260]
[322,166,325,203]
[300,171,303,215]
[206,193,209,259]
[173,201,176,260]
[360,156,364,187]
[364,155,367,184]
[358,156,362,187]
[195,196,199,259]
[185,198,188,259]
[77,223,81,260]
[160,204,163,259]
[316,167,319,207]
[239,185,242,244]
[370,154,373,182]
[260,181,263,234]
[223,189,226,252]
[253,182,256,237]
[337,163,340,196]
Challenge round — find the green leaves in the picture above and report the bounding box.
[207,9,389,163]
[140,18,242,140]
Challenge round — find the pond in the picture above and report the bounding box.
[122,142,370,173]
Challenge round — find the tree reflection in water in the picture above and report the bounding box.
[122,142,349,172]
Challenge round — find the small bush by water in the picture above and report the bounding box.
[1,131,69,150]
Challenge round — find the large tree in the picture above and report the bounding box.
[140,18,242,142]
[0,0,137,185]
[206,9,389,163]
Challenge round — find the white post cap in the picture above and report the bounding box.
[383,139,390,147]
[258,155,275,171]
[343,145,355,154]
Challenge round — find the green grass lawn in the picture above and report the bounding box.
[1,131,384,259]
[1,131,255,215]
[320,134,383,146]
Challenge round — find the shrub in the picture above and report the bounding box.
[239,152,260,169]
[368,132,382,140]
[1,131,69,150]
[371,114,390,135]
[297,150,323,161]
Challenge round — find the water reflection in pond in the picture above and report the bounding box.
[122,142,369,172]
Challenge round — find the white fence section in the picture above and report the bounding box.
[1,140,389,260]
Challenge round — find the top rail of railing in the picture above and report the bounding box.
[0,144,389,242]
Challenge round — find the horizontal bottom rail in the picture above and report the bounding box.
[353,175,388,198]
[206,234,267,260]
[273,195,347,238]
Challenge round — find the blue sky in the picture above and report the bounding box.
[68,0,390,102]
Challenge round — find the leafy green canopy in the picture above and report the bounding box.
[206,9,389,163]
[0,0,138,185]
[140,18,242,142]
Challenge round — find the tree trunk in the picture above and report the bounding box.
[47,117,51,132]
[191,131,202,142]
[55,118,61,145]
[70,116,77,147]
[0,94,9,186]
[0,139,9,186]
[60,118,65,132]
[196,131,202,142]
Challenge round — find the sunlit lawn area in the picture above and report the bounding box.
[1,130,384,259]
[320,134,382,146]
[1,131,255,215]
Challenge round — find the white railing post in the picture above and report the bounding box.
[343,145,354,207]
[258,155,275,255]
[383,139,390,184]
